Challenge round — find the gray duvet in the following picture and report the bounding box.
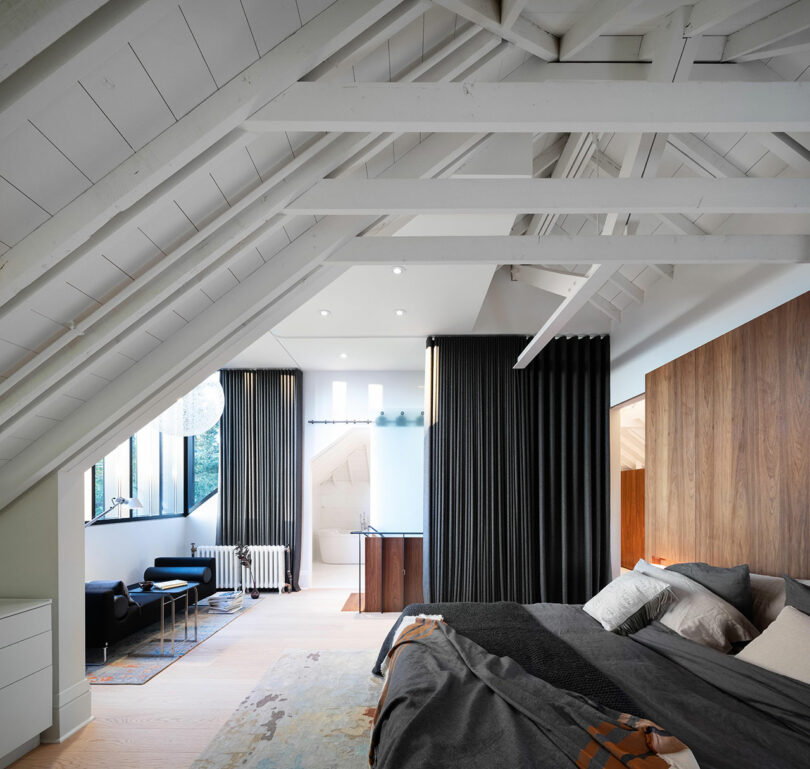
[372,602,810,769]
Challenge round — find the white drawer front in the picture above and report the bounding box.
[0,631,51,690]
[0,606,50,650]
[0,666,52,756]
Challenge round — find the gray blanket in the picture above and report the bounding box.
[374,602,810,769]
[371,619,693,769]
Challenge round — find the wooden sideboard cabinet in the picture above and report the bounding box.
[0,599,53,769]
[364,536,423,613]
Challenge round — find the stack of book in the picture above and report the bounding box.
[207,591,244,613]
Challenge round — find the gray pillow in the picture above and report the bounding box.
[783,575,810,616]
[667,562,753,620]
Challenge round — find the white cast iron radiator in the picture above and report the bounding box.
[197,545,288,591]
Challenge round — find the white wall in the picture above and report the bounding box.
[84,516,190,585]
[84,493,220,585]
[610,264,810,405]
[302,370,425,587]
[0,470,92,747]
[186,493,219,548]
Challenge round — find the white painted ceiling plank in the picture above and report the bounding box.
[501,0,528,29]
[240,0,302,56]
[130,6,217,119]
[754,132,810,171]
[30,83,133,183]
[179,0,260,88]
[80,44,177,150]
[0,121,91,214]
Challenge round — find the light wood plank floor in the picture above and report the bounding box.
[14,590,396,769]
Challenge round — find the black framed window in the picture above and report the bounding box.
[86,423,219,524]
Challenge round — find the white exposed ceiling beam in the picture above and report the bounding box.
[432,0,558,60]
[286,178,810,215]
[560,0,648,61]
[510,265,586,297]
[0,0,402,308]
[246,81,810,133]
[501,0,527,29]
[0,0,107,81]
[515,264,621,369]
[608,272,644,304]
[328,234,810,264]
[754,132,810,172]
[532,136,567,176]
[684,0,762,37]
[525,132,596,236]
[590,151,707,235]
[723,0,810,61]
[0,0,172,143]
[667,134,745,178]
[589,293,622,323]
[736,28,810,61]
[303,0,431,80]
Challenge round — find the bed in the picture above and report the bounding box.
[369,591,810,769]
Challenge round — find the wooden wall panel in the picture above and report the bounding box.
[646,292,810,577]
[621,469,645,569]
[645,351,697,565]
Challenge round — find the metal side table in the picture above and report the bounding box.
[130,582,199,656]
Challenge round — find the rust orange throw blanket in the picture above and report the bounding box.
[371,620,696,769]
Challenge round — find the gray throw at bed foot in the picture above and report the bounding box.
[374,601,640,716]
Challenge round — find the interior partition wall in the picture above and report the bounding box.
[424,335,610,604]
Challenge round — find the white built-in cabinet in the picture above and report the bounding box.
[0,599,52,769]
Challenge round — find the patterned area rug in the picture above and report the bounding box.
[86,597,263,685]
[191,649,382,769]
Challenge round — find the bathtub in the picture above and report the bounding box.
[318,528,364,564]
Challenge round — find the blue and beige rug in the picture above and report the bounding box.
[86,597,262,685]
[191,649,382,769]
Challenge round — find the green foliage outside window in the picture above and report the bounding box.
[189,422,220,510]
[93,461,104,518]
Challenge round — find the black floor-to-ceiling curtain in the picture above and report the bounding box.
[424,335,609,604]
[218,369,303,590]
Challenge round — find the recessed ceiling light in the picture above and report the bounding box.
[392,266,406,275]
[339,352,348,359]
[319,309,331,317]
[394,309,406,317]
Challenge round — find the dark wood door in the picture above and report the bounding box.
[621,469,645,569]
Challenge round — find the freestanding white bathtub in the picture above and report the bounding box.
[318,528,365,564]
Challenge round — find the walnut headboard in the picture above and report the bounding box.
[645,292,809,577]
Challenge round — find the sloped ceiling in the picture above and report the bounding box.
[0,0,809,510]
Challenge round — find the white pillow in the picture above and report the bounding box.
[583,572,673,634]
[736,605,810,685]
[634,559,759,652]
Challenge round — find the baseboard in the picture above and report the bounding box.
[0,736,39,769]
[41,682,92,743]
